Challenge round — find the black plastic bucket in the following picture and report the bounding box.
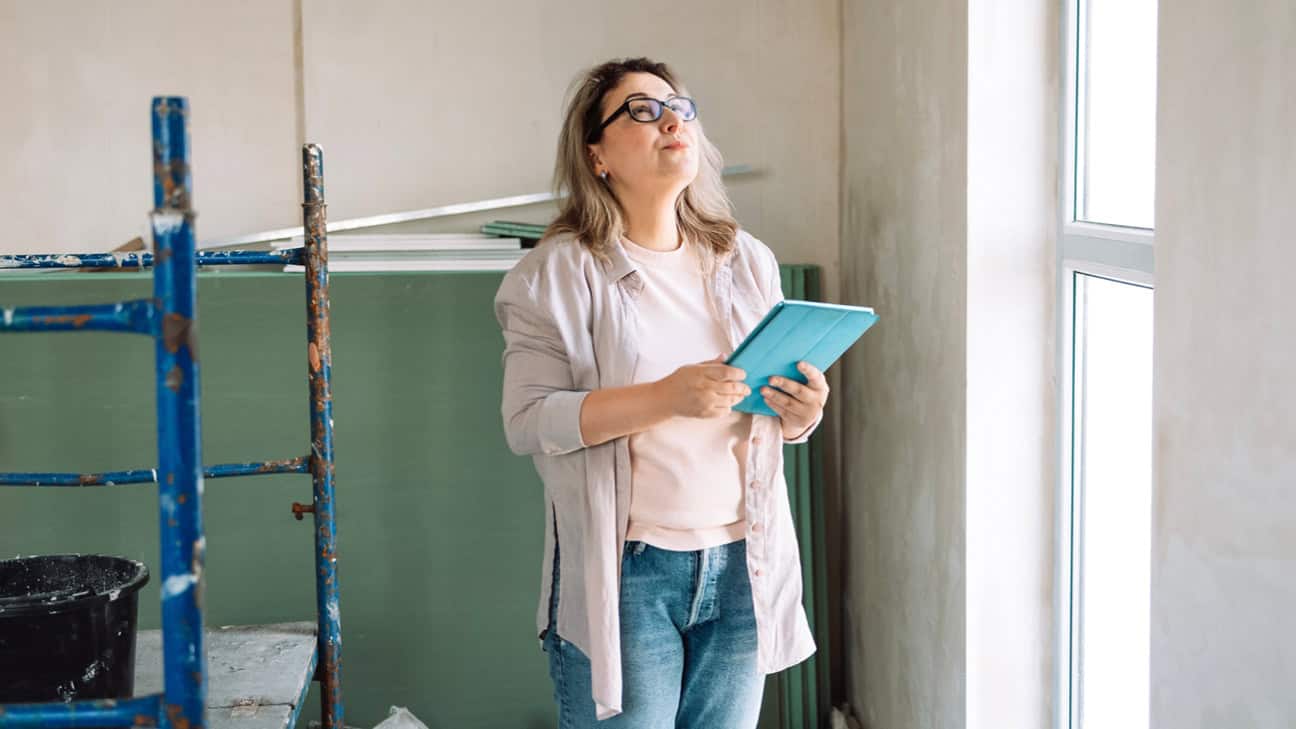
[0,554,149,703]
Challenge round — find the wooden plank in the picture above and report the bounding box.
[135,622,316,729]
[208,705,294,729]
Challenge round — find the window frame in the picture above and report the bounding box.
[1055,0,1157,727]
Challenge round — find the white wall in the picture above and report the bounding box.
[966,0,1058,726]
[841,0,1057,726]
[1151,2,1296,726]
[2,0,841,292]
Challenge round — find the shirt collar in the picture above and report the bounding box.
[603,238,639,283]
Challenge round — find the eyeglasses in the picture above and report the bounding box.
[589,96,698,141]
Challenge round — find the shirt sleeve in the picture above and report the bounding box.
[782,410,823,444]
[495,271,589,456]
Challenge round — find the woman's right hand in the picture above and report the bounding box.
[655,357,751,419]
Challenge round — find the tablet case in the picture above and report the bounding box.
[726,300,878,417]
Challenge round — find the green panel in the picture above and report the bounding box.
[786,447,806,729]
[761,264,829,729]
[804,265,833,728]
[800,442,816,729]
[811,435,832,726]
[0,264,826,729]
[768,264,832,729]
[0,270,549,728]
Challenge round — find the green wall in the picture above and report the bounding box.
[0,268,822,728]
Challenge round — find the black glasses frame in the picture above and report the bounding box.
[588,96,698,142]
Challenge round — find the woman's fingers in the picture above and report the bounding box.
[797,362,829,392]
[725,381,752,397]
[719,386,749,408]
[705,364,746,381]
[688,381,748,415]
[769,376,824,406]
[770,377,809,400]
[762,386,814,418]
[685,363,834,418]
[764,394,802,425]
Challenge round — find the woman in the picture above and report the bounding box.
[495,57,828,728]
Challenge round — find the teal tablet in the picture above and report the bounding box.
[725,300,878,417]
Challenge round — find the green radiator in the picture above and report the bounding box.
[0,265,828,728]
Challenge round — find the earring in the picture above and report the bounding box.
[599,170,609,182]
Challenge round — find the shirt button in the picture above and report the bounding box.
[751,523,762,533]
[754,569,763,577]
[752,436,762,446]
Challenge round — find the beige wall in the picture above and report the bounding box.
[300,0,840,289]
[841,0,1057,726]
[1152,2,1296,726]
[0,0,299,253]
[840,0,968,725]
[2,0,841,290]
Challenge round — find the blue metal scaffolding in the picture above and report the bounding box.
[0,97,343,729]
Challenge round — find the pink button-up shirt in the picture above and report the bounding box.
[494,230,817,720]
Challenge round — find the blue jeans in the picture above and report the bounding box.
[544,538,765,728]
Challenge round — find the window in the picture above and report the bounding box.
[1058,1,1157,728]
[1075,0,1158,228]
[1067,273,1154,728]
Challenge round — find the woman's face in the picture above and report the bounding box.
[587,72,699,196]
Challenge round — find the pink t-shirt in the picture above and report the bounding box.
[621,236,752,551]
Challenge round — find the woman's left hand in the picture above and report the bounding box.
[761,362,829,440]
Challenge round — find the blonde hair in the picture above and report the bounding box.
[547,58,739,263]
